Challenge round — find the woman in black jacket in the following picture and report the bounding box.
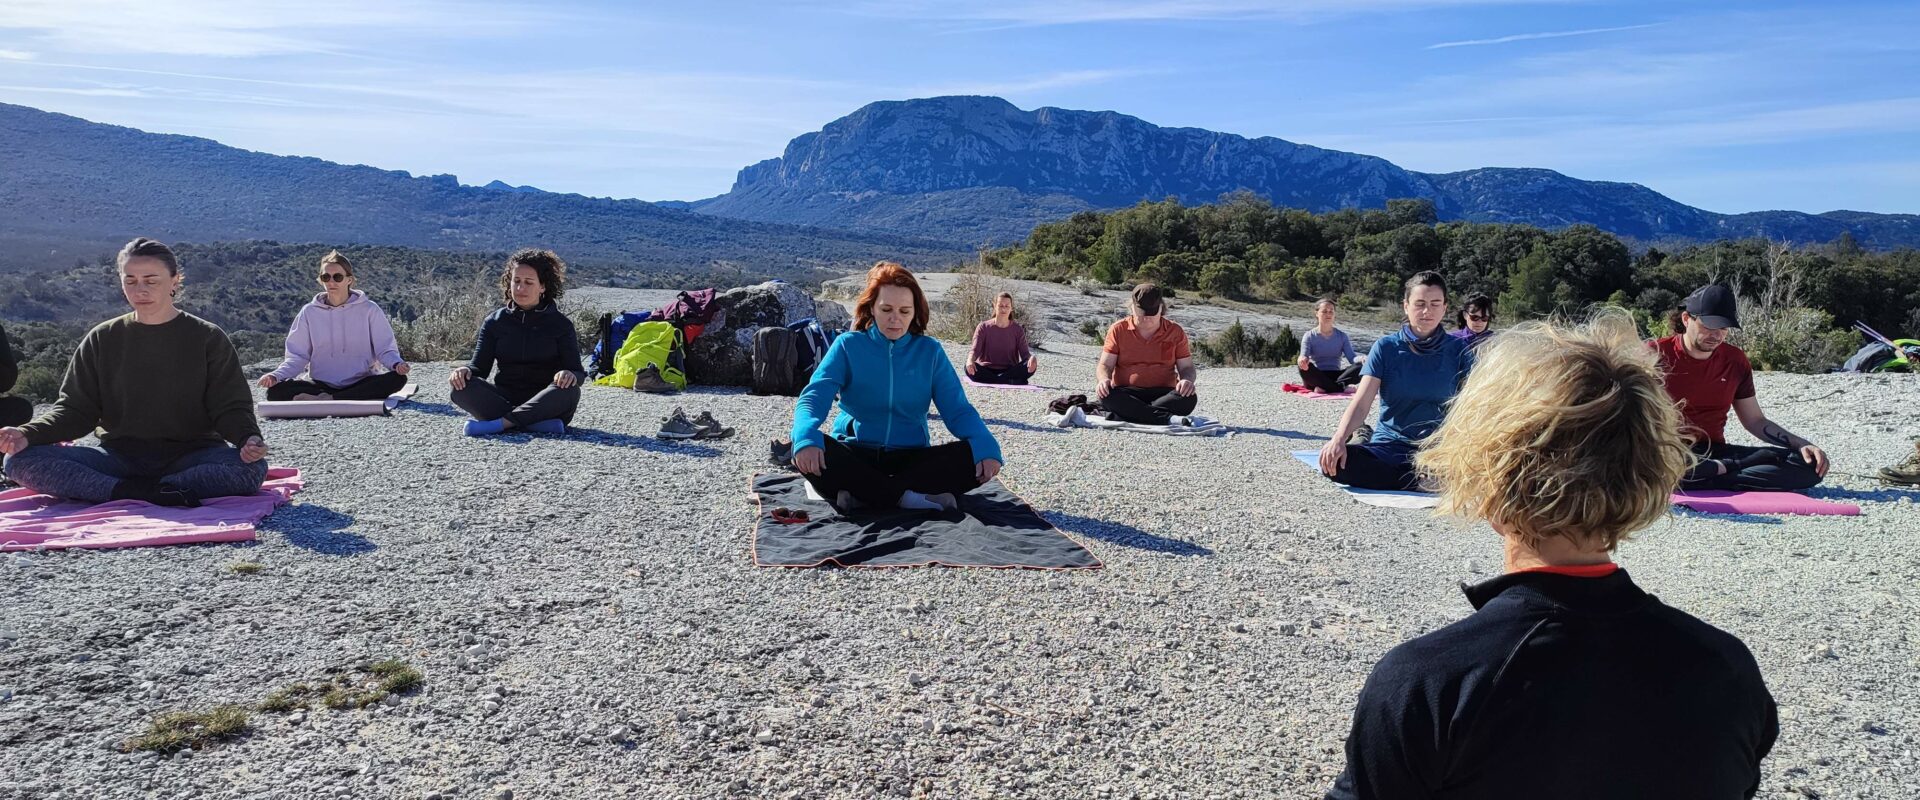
[448,249,584,436]
[0,323,32,427]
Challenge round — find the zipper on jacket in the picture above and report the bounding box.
[885,335,896,447]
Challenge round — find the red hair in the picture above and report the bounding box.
[853,261,930,336]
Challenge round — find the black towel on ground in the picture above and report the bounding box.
[750,472,1102,570]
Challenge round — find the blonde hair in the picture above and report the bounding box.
[1415,309,1690,551]
[319,250,354,277]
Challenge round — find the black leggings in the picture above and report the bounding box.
[1298,364,1363,394]
[0,395,32,427]
[1102,386,1197,425]
[450,378,580,427]
[1682,441,1822,492]
[802,438,981,508]
[971,364,1031,385]
[266,371,408,402]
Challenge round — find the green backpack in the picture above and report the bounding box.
[594,320,687,391]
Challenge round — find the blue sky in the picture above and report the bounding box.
[2,0,1917,215]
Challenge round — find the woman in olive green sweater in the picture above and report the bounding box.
[0,238,268,507]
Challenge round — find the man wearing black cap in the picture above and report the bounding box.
[1651,284,1828,491]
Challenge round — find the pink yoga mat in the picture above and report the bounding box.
[963,377,1050,392]
[1669,490,1860,517]
[1281,383,1354,400]
[0,467,305,552]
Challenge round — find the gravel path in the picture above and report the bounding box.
[1,346,1915,799]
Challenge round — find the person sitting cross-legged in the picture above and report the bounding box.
[1318,271,1473,491]
[790,261,1003,512]
[0,238,268,507]
[258,250,410,402]
[1654,284,1828,491]
[1326,310,1778,800]
[965,292,1039,385]
[448,249,584,436]
[1296,296,1365,393]
[1096,283,1199,426]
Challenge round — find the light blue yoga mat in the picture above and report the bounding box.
[1289,450,1439,508]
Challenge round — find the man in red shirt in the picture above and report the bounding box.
[1653,284,1828,491]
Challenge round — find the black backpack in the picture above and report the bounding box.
[751,326,801,396]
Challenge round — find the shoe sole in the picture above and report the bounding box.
[693,427,735,440]
[656,430,699,440]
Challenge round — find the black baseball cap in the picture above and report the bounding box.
[1684,284,1740,329]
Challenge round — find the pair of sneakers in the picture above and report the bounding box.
[657,407,733,440]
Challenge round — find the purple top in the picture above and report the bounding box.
[969,320,1032,368]
[268,290,404,387]
[1450,327,1494,350]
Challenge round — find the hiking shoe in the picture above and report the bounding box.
[1349,423,1373,445]
[632,365,675,394]
[657,407,699,439]
[691,411,735,440]
[1879,450,1920,486]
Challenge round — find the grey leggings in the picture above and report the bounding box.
[450,378,579,427]
[3,443,269,503]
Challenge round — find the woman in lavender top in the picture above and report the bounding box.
[258,250,410,402]
[1296,297,1365,393]
[1450,294,1496,350]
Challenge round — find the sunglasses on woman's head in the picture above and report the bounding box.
[319,273,349,282]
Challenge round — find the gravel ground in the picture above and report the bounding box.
[0,340,1915,800]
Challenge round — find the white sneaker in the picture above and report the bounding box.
[1168,415,1191,427]
[1062,406,1089,426]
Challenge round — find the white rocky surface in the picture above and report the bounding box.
[0,341,1915,799]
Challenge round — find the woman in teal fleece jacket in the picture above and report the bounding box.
[790,262,1003,511]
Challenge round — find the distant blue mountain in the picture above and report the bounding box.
[0,102,967,273]
[689,96,1920,248]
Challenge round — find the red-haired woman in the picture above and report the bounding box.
[789,262,1003,511]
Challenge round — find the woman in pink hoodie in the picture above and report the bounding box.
[258,251,410,401]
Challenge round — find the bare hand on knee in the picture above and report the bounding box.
[240,436,269,464]
[793,446,824,475]
[0,427,24,456]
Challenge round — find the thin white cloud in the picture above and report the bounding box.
[0,49,35,61]
[0,0,559,57]
[0,83,146,97]
[1427,23,1662,49]
[854,0,1569,27]
[914,68,1162,97]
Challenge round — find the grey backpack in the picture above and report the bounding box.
[751,326,801,396]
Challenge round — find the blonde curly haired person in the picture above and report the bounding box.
[1326,310,1778,800]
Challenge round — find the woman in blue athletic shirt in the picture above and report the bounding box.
[1315,271,1473,491]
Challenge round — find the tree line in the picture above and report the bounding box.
[981,193,1919,370]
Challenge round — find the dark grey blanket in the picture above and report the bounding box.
[750,473,1102,570]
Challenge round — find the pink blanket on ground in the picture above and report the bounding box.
[1281,383,1354,399]
[0,467,305,552]
[1669,490,1860,516]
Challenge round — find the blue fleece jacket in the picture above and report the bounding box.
[791,327,1003,465]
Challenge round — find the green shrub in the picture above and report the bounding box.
[1194,320,1299,367]
[1734,305,1856,373]
[927,264,1033,344]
